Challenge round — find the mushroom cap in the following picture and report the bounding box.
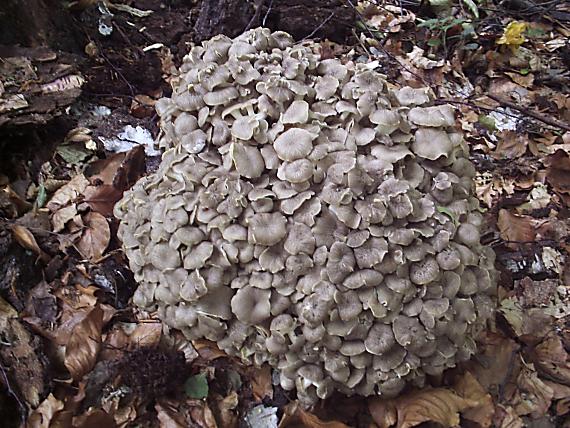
[273,128,315,161]
[231,285,271,325]
[411,129,453,160]
[247,212,287,246]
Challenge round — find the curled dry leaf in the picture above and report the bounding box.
[26,393,64,428]
[64,304,105,381]
[76,211,110,261]
[546,149,570,201]
[212,391,239,428]
[192,339,229,361]
[509,364,554,418]
[492,131,528,160]
[453,371,495,428]
[156,400,187,428]
[532,334,570,385]
[280,401,350,428]
[10,224,49,262]
[250,364,273,401]
[84,146,146,216]
[129,322,163,348]
[493,405,524,428]
[46,173,90,212]
[368,388,479,428]
[497,209,536,247]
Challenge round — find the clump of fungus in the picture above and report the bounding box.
[115,28,497,406]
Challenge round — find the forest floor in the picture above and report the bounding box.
[1,0,570,427]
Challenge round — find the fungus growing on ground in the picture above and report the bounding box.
[115,28,497,407]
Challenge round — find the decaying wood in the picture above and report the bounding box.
[194,0,355,42]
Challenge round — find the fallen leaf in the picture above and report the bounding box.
[52,203,77,232]
[185,373,209,399]
[83,185,123,217]
[73,409,117,428]
[64,305,105,381]
[84,146,145,216]
[497,21,527,49]
[213,391,239,428]
[250,364,273,401]
[129,322,163,348]
[156,400,187,428]
[10,224,49,261]
[493,405,524,428]
[369,388,478,428]
[192,339,229,360]
[26,393,64,428]
[280,401,350,428]
[454,371,495,427]
[532,334,570,385]
[492,131,528,159]
[497,209,536,247]
[545,149,570,199]
[46,174,90,212]
[510,364,553,418]
[56,144,92,165]
[76,211,110,261]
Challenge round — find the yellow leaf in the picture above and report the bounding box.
[497,21,527,49]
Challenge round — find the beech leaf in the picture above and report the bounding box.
[64,305,104,381]
[76,211,110,261]
[369,388,479,428]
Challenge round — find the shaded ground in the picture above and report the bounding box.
[0,0,569,427]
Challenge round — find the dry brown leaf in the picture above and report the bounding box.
[156,400,187,428]
[497,209,536,246]
[73,409,117,428]
[192,339,229,360]
[250,364,273,401]
[46,174,90,212]
[10,224,49,261]
[76,211,110,261]
[492,131,528,159]
[532,334,570,385]
[64,305,105,381]
[510,364,554,418]
[280,401,350,428]
[369,388,479,428]
[129,322,163,348]
[26,393,64,428]
[83,185,123,217]
[84,146,145,216]
[546,149,570,198]
[504,71,534,88]
[493,405,524,428]
[213,391,239,428]
[453,371,495,427]
[52,203,77,232]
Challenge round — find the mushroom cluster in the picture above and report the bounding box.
[114,28,497,406]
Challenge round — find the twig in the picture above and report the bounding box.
[245,0,265,31]
[262,0,274,26]
[302,12,336,40]
[487,94,570,132]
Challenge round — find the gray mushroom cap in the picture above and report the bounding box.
[231,285,271,325]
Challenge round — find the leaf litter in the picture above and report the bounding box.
[1,0,570,426]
